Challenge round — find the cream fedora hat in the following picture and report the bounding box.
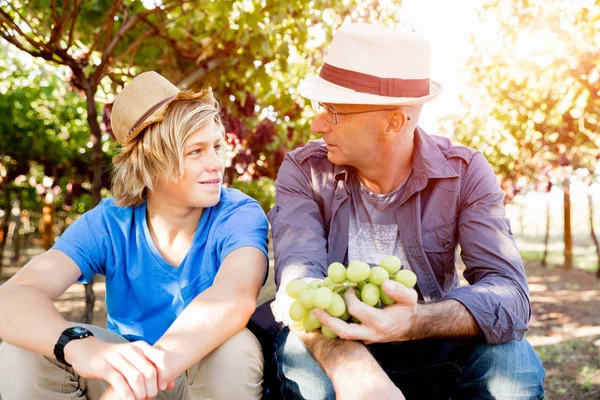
[299,23,442,105]
[111,71,212,145]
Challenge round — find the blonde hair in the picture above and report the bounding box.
[112,93,224,207]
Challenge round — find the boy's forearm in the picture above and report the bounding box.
[153,285,256,381]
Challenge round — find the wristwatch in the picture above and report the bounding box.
[54,326,94,367]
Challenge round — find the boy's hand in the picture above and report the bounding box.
[65,337,171,400]
[99,380,176,400]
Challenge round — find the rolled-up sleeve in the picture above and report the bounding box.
[268,153,329,289]
[445,152,530,344]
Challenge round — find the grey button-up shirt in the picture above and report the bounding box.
[267,127,530,344]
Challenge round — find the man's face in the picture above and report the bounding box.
[310,103,391,167]
[154,120,225,208]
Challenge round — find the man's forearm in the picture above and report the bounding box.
[303,331,375,377]
[409,299,482,341]
[154,286,255,381]
[299,331,395,395]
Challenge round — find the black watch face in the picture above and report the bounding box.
[70,327,90,337]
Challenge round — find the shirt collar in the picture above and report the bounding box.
[333,126,458,184]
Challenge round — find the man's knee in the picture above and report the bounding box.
[460,339,545,399]
[189,328,264,399]
[273,327,336,400]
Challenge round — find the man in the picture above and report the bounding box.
[0,71,268,400]
[269,24,545,399]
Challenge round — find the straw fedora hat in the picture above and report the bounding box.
[299,23,442,105]
[111,71,211,145]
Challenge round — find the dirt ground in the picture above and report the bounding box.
[1,250,599,399]
[523,261,600,399]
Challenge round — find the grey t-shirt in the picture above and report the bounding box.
[348,172,412,270]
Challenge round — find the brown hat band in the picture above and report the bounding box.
[319,63,430,98]
[129,95,176,136]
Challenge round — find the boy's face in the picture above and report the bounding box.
[154,120,225,208]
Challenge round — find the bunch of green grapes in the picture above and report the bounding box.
[286,255,417,339]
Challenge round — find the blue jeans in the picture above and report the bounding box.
[272,328,545,399]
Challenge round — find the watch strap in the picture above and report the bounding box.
[53,327,94,367]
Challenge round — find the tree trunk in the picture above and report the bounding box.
[42,192,55,251]
[42,166,58,250]
[12,192,22,263]
[519,203,525,236]
[588,185,600,278]
[563,178,573,270]
[82,85,103,324]
[542,193,551,268]
[0,190,11,277]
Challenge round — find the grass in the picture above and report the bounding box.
[536,338,600,399]
[506,191,600,274]
[519,247,599,273]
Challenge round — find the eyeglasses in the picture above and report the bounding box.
[311,101,410,125]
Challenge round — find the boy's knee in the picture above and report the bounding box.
[0,341,83,399]
[189,328,264,399]
[0,325,126,399]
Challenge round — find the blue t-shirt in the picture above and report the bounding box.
[52,188,269,345]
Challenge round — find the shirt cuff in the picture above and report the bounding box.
[445,285,528,344]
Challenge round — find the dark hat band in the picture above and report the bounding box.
[129,95,176,135]
[319,63,430,98]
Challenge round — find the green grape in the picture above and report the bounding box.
[357,280,367,290]
[351,316,361,324]
[289,319,305,332]
[303,309,322,331]
[299,289,317,309]
[326,292,346,317]
[328,262,347,283]
[307,280,323,290]
[335,286,349,295]
[368,267,389,286]
[321,325,338,339]
[361,283,380,306]
[380,255,402,275]
[346,260,370,282]
[323,277,332,287]
[285,279,308,299]
[355,288,361,300]
[314,287,334,309]
[289,300,307,321]
[395,270,417,288]
[339,310,351,321]
[380,286,396,305]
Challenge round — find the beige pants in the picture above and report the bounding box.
[0,325,264,400]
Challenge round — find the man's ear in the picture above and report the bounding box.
[385,110,410,133]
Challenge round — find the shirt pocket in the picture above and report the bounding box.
[180,274,214,307]
[422,221,458,293]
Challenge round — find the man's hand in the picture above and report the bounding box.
[271,277,323,327]
[66,337,173,400]
[313,280,418,344]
